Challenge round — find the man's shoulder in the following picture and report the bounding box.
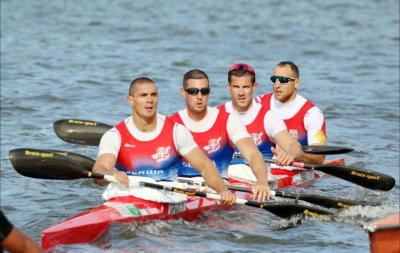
[255,93,273,104]
[296,95,323,113]
[216,102,228,111]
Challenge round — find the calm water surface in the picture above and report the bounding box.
[1,0,399,252]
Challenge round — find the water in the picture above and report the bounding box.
[1,0,399,252]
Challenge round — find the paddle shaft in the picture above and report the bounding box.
[80,171,267,206]
[79,171,333,218]
[178,178,371,208]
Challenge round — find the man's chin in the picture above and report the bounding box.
[237,100,251,108]
[274,93,283,100]
[194,106,206,113]
[143,112,156,119]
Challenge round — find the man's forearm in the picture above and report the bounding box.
[301,153,325,164]
[287,142,305,162]
[200,161,228,194]
[248,153,268,184]
[92,163,115,185]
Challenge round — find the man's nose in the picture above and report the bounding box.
[273,80,283,86]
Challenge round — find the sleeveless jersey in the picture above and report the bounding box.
[169,110,234,177]
[260,93,326,145]
[115,118,182,181]
[218,104,275,164]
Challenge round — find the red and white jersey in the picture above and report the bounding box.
[98,114,197,181]
[256,93,327,145]
[169,107,249,177]
[219,101,286,160]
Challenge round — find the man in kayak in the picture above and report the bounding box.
[92,77,236,205]
[169,69,270,202]
[255,61,327,164]
[219,63,305,165]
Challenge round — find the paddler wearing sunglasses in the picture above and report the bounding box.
[219,63,305,168]
[92,77,236,205]
[256,61,327,164]
[169,69,270,202]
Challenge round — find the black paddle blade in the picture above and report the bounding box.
[53,119,112,146]
[274,191,372,209]
[313,165,396,191]
[246,201,334,219]
[302,145,354,155]
[46,149,94,171]
[9,148,87,180]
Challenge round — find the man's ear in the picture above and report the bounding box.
[127,95,134,107]
[253,82,258,91]
[294,78,300,89]
[180,87,186,97]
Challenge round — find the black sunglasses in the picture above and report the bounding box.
[185,87,210,95]
[270,75,296,84]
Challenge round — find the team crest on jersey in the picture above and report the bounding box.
[151,146,171,163]
[203,137,222,154]
[251,132,263,145]
[289,129,298,140]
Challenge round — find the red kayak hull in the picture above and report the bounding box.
[41,159,344,250]
[42,194,232,249]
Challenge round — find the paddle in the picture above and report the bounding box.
[233,155,395,191]
[132,181,334,219]
[9,148,372,209]
[9,148,333,219]
[53,119,112,146]
[301,145,353,155]
[9,148,96,180]
[53,119,354,154]
[177,178,373,209]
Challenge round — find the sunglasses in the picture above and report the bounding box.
[185,87,210,95]
[270,75,296,84]
[229,63,255,74]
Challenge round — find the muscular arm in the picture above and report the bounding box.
[235,137,268,185]
[301,149,325,164]
[3,227,43,253]
[264,110,305,162]
[183,147,228,194]
[235,137,270,201]
[92,153,118,186]
[274,130,305,161]
[226,113,270,201]
[92,127,129,186]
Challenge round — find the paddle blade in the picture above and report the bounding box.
[54,119,112,146]
[313,164,396,191]
[275,191,372,209]
[253,202,334,219]
[9,148,87,180]
[302,145,354,155]
[45,149,95,171]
